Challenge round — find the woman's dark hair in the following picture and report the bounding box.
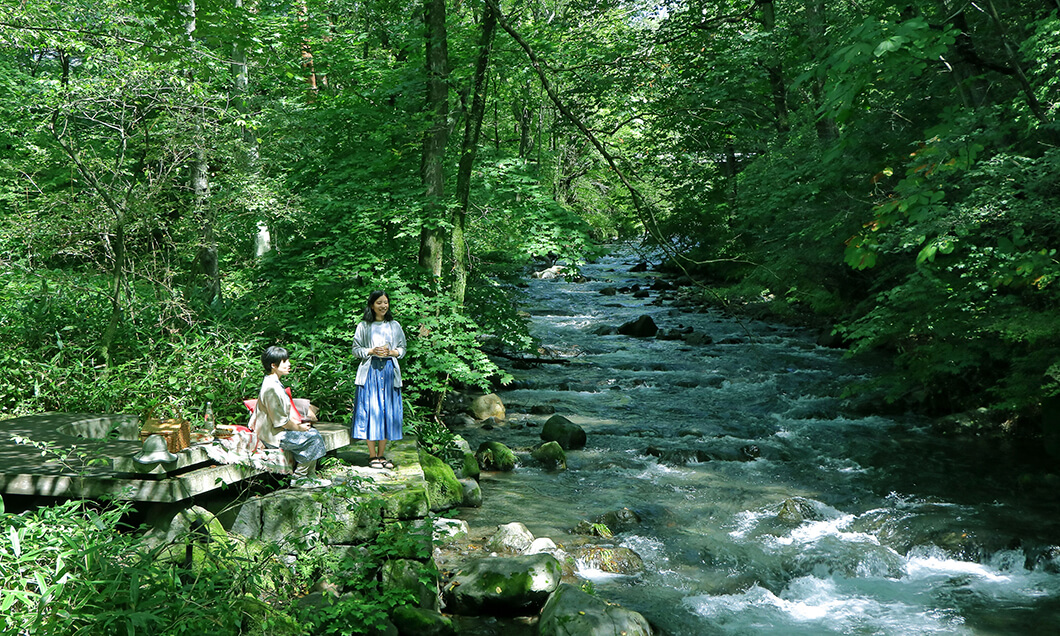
[362,290,393,323]
[261,345,289,374]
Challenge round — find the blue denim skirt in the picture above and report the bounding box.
[351,357,403,441]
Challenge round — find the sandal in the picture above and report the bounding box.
[368,457,385,469]
[380,458,395,469]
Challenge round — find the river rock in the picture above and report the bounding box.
[470,393,506,420]
[532,441,567,469]
[632,289,651,298]
[630,261,650,272]
[541,415,587,450]
[434,517,470,543]
[644,446,711,466]
[573,545,644,575]
[532,265,566,279]
[444,553,563,616]
[776,497,822,525]
[538,583,653,636]
[599,286,618,296]
[590,324,617,336]
[453,436,480,480]
[530,404,557,415]
[419,450,464,512]
[572,508,642,536]
[485,521,535,553]
[656,328,690,340]
[476,441,517,471]
[390,606,455,636]
[526,537,561,556]
[459,478,483,508]
[685,332,713,346]
[617,315,658,337]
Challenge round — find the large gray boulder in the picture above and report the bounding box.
[459,478,483,507]
[538,584,653,636]
[443,553,563,616]
[485,521,535,554]
[231,489,322,548]
[541,415,586,450]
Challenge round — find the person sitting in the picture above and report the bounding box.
[251,345,330,488]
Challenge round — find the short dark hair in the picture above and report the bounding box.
[261,345,289,374]
[362,290,393,323]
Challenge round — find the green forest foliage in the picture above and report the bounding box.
[1,0,1057,429]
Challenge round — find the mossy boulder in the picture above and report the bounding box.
[570,545,644,575]
[460,450,481,480]
[538,583,653,636]
[443,553,563,616]
[476,441,517,471]
[451,435,481,479]
[420,450,464,512]
[390,606,455,636]
[380,485,431,520]
[381,558,441,611]
[532,441,567,469]
[541,415,586,450]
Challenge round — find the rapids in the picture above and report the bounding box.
[454,252,1060,635]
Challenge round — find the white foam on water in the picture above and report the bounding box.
[683,576,971,635]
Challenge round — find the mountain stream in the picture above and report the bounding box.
[453,252,1060,635]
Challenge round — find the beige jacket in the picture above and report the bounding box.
[250,374,293,448]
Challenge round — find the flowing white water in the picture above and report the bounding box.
[455,252,1060,635]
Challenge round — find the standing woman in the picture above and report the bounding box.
[351,290,407,469]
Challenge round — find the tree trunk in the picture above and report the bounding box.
[419,0,449,279]
[452,2,497,305]
[187,0,220,305]
[759,0,789,136]
[983,0,1049,125]
[805,1,838,142]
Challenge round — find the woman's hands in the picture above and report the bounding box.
[370,345,400,357]
[284,420,310,432]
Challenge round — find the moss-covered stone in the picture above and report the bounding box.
[381,558,441,611]
[538,583,652,636]
[475,441,517,472]
[380,485,431,520]
[460,450,481,480]
[420,449,464,512]
[390,605,455,636]
[532,441,567,469]
[444,553,562,616]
